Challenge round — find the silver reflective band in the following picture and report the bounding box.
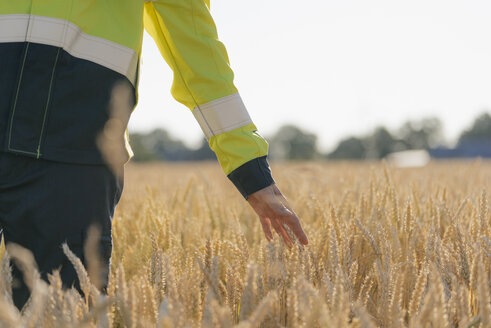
[192,93,253,139]
[0,14,138,86]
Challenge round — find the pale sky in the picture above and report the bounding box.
[129,0,491,151]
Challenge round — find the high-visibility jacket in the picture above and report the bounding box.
[0,0,274,198]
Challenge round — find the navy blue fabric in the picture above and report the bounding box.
[0,42,24,146]
[8,44,61,155]
[0,42,136,164]
[227,156,275,199]
[0,151,124,309]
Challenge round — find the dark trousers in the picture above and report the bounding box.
[0,152,123,309]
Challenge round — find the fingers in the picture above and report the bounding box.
[281,211,309,245]
[270,218,294,247]
[259,217,273,242]
[248,184,309,246]
[261,206,308,246]
[271,186,308,245]
[267,198,308,246]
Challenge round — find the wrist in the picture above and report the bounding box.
[227,156,275,199]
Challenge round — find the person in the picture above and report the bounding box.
[0,0,308,309]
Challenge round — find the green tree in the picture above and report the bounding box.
[269,125,318,160]
[365,127,397,159]
[186,139,215,161]
[128,133,158,161]
[328,137,366,159]
[458,112,491,144]
[398,117,444,149]
[129,129,190,161]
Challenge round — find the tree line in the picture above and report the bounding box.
[129,112,491,161]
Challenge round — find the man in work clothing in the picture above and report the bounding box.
[0,0,308,309]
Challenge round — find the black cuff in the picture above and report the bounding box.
[227,156,275,199]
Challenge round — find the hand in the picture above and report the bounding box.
[247,184,308,247]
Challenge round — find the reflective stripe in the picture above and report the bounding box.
[0,14,138,86]
[192,93,253,139]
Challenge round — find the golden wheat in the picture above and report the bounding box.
[0,160,490,328]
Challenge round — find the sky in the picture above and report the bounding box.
[129,0,491,152]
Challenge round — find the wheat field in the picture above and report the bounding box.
[0,160,490,327]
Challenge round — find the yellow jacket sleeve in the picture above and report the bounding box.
[143,0,274,198]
